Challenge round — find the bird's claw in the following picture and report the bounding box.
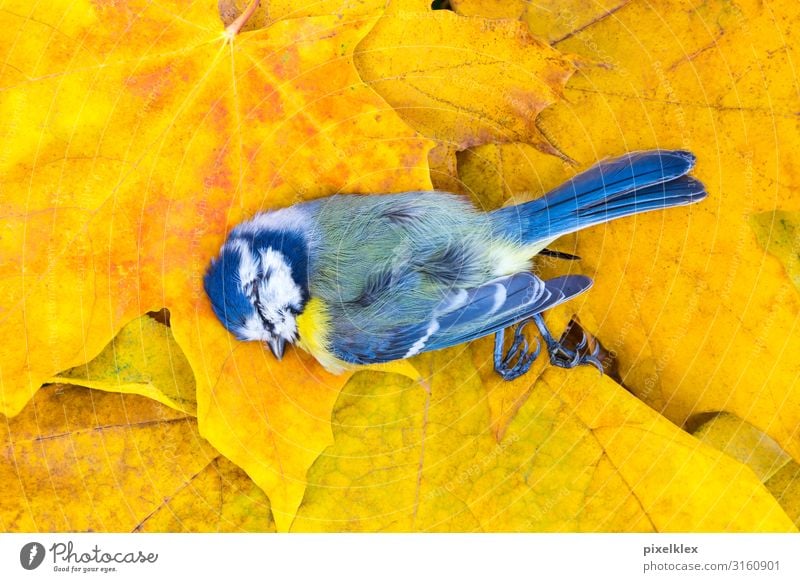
[532,313,604,372]
[546,335,604,371]
[493,321,541,381]
[493,315,605,381]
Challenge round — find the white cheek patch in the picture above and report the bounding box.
[233,315,271,342]
[257,248,304,341]
[227,239,259,289]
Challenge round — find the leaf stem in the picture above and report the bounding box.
[223,0,260,43]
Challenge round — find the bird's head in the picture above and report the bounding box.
[204,217,309,360]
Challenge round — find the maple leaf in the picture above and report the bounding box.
[291,353,793,531]
[0,0,579,531]
[51,313,197,415]
[522,0,800,465]
[0,384,275,532]
[355,0,576,152]
[0,0,433,531]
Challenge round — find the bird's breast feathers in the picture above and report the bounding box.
[295,297,348,373]
[296,296,424,380]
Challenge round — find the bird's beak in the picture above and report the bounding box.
[267,337,286,360]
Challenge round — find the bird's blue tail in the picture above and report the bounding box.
[491,150,706,245]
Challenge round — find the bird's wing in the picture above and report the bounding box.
[329,273,592,365]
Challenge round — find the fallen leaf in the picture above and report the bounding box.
[292,352,794,531]
[50,313,197,416]
[354,0,576,151]
[449,0,800,465]
[0,0,433,530]
[199,344,348,530]
[0,384,274,532]
[449,0,527,20]
[691,412,800,528]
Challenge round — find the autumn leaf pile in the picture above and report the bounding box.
[1,0,799,532]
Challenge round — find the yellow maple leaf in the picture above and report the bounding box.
[355,0,576,151]
[293,352,793,531]
[50,313,197,415]
[523,0,800,465]
[0,384,275,532]
[0,0,433,531]
[1,0,579,531]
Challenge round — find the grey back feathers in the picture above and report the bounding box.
[309,192,496,317]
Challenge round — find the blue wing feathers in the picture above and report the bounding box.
[435,273,543,329]
[492,150,706,242]
[332,274,592,364]
[425,274,591,351]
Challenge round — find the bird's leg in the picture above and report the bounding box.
[493,320,541,381]
[531,314,604,372]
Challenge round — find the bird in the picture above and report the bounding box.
[204,150,706,381]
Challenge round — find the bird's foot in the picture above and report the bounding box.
[531,313,604,372]
[493,315,604,381]
[493,320,542,381]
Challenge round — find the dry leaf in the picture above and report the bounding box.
[354,0,576,151]
[453,0,800,465]
[0,0,433,530]
[0,385,274,532]
[51,314,197,416]
[292,353,793,531]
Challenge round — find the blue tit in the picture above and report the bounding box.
[204,150,706,380]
